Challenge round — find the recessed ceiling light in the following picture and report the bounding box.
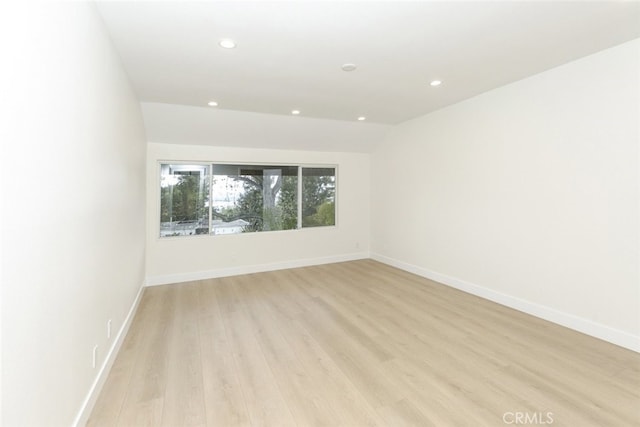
[342,63,357,72]
[219,39,236,49]
[357,116,366,121]
[430,80,442,87]
[207,101,218,107]
[291,110,300,115]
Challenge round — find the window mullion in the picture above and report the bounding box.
[209,164,213,235]
[297,167,302,229]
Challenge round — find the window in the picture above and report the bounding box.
[301,167,336,228]
[159,163,336,237]
[211,164,298,234]
[160,164,210,237]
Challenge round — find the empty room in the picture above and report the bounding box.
[2,1,639,426]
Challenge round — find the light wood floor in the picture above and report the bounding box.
[88,260,640,426]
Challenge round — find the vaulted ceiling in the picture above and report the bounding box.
[97,1,640,125]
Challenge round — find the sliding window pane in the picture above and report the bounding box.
[160,164,210,237]
[301,167,336,227]
[211,164,298,234]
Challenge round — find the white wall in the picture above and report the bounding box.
[371,39,640,350]
[146,143,370,284]
[1,3,146,425]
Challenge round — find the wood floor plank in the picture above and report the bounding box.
[216,277,297,427]
[160,282,206,427]
[234,275,342,426]
[251,274,387,426]
[197,280,251,427]
[115,286,175,426]
[294,298,407,409]
[88,260,640,426]
[376,398,437,427]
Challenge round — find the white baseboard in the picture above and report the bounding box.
[371,253,640,353]
[72,284,145,427]
[145,251,370,286]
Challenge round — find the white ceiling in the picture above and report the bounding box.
[141,102,391,152]
[97,1,640,125]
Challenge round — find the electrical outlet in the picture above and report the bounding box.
[92,345,98,368]
[107,319,112,339]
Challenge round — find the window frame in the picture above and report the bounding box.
[157,160,338,239]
